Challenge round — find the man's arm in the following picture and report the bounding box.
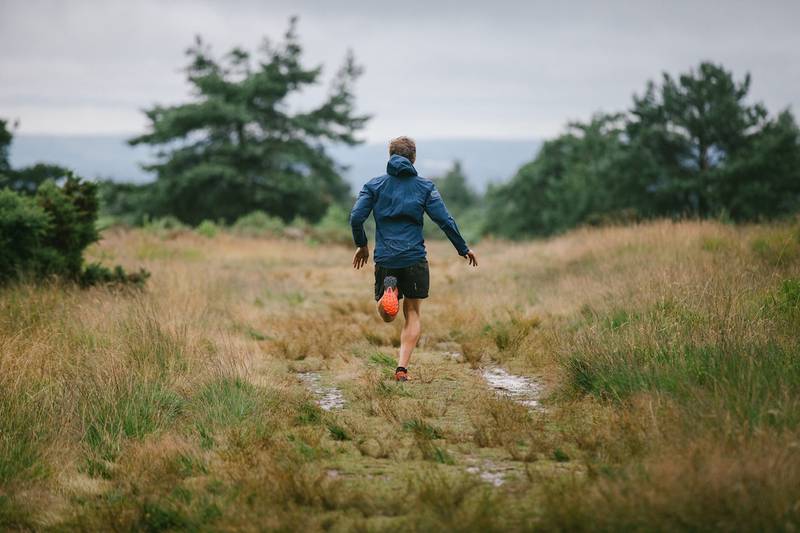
[350,183,374,248]
[350,183,374,269]
[424,184,471,257]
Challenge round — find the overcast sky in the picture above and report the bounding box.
[1,0,798,142]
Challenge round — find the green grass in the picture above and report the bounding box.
[122,313,189,375]
[327,423,350,441]
[0,395,48,484]
[369,351,396,368]
[0,494,34,530]
[83,380,184,460]
[193,378,263,428]
[295,401,323,425]
[700,235,731,252]
[774,278,800,320]
[567,341,800,430]
[403,418,443,440]
[751,232,799,267]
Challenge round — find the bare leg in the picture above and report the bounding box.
[398,298,421,369]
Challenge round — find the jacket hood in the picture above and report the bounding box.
[386,154,418,178]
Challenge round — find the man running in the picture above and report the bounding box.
[350,136,478,382]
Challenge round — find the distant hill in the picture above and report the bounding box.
[328,139,540,191]
[10,135,540,192]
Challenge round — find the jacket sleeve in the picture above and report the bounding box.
[349,183,374,248]
[424,184,469,256]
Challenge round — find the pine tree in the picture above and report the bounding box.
[129,18,369,224]
[434,161,478,214]
[625,62,799,218]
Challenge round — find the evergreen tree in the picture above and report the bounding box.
[0,119,12,173]
[486,114,627,237]
[129,18,369,225]
[487,62,800,238]
[0,118,73,194]
[624,62,796,217]
[433,161,478,214]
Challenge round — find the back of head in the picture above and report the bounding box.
[389,136,416,164]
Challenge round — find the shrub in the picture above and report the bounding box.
[143,215,188,237]
[0,176,147,287]
[0,189,50,282]
[80,263,150,288]
[231,211,284,237]
[33,178,99,278]
[313,204,351,244]
[196,219,220,238]
[96,179,155,226]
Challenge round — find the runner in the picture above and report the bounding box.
[350,136,478,381]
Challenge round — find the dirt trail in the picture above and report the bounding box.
[247,238,576,520]
[287,341,562,498]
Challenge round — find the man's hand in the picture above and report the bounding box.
[463,249,478,267]
[353,245,370,269]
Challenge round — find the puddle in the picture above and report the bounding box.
[465,465,506,487]
[298,372,345,411]
[480,366,540,408]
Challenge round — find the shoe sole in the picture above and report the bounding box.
[381,276,399,316]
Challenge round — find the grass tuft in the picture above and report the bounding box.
[369,351,396,368]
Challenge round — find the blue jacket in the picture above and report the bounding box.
[350,154,469,268]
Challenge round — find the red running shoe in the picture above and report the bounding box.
[395,367,408,382]
[380,276,399,317]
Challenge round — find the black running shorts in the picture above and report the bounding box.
[374,260,430,300]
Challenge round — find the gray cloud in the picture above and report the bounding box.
[1,0,798,140]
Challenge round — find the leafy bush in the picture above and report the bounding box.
[143,215,188,237]
[195,220,220,238]
[313,204,351,244]
[96,179,156,226]
[80,263,150,288]
[33,178,100,278]
[0,176,147,287]
[231,211,284,237]
[0,189,51,281]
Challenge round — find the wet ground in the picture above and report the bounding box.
[297,371,346,411]
[480,366,541,408]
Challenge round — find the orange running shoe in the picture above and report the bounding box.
[395,367,408,382]
[379,276,399,317]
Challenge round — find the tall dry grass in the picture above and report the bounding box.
[0,219,798,530]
